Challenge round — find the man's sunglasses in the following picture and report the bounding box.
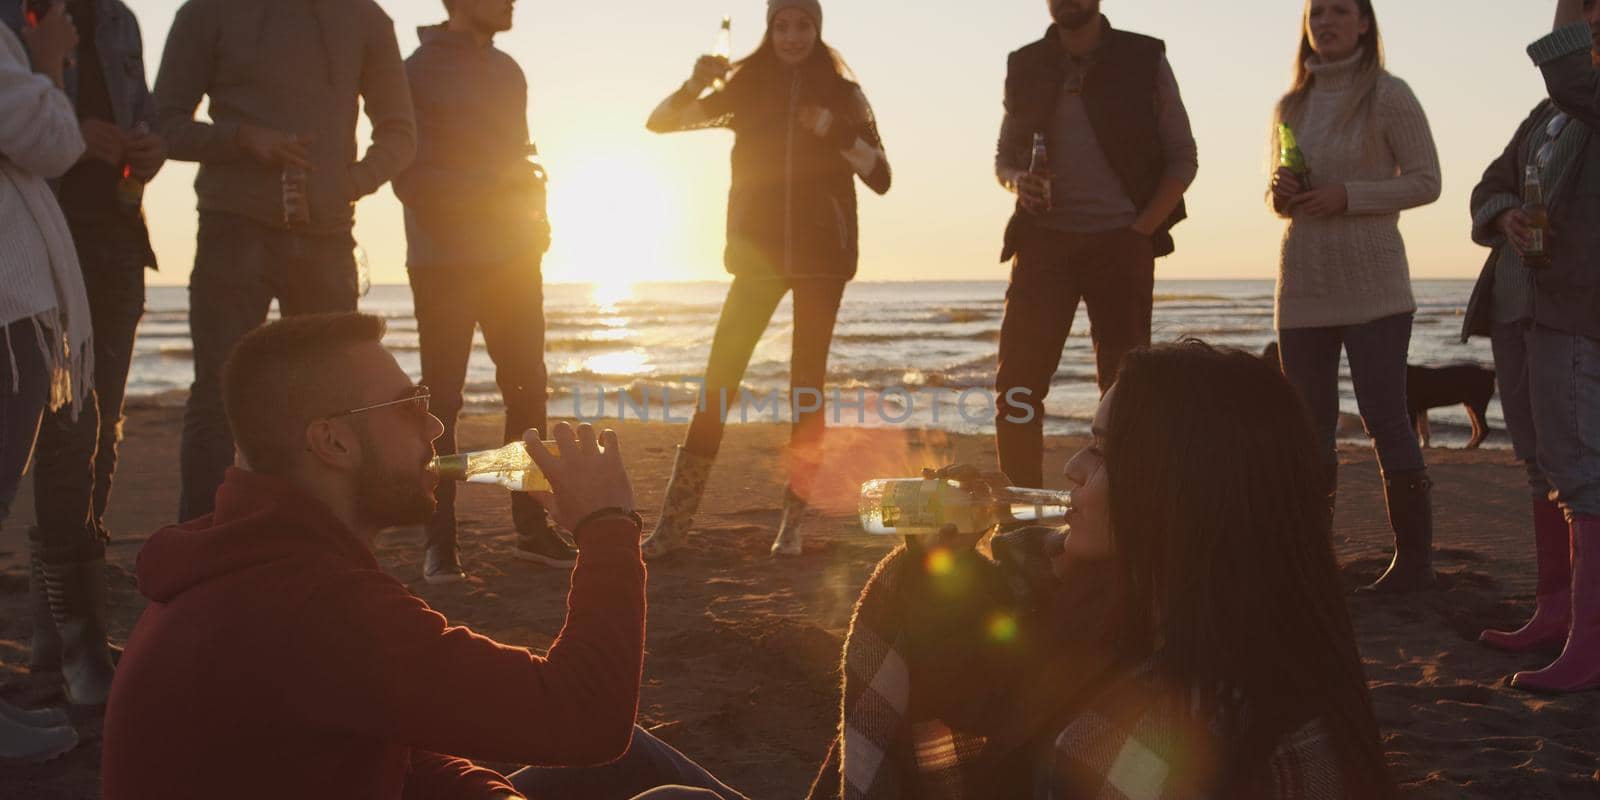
[325,385,431,420]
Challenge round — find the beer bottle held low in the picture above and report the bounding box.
[1028,132,1052,212]
[1278,122,1311,189]
[1522,165,1551,270]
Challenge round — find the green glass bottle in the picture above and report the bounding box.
[1278,122,1311,189]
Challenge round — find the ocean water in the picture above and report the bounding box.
[131,279,1498,446]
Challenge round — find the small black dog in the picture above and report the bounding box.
[1261,341,1495,449]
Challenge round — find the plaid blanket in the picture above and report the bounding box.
[807,543,1348,800]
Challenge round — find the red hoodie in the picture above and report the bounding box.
[102,468,646,799]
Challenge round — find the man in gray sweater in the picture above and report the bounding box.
[153,0,416,521]
[394,0,571,582]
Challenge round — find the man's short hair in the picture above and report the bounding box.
[222,313,388,475]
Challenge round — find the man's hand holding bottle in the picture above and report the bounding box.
[1494,207,1539,255]
[523,423,637,544]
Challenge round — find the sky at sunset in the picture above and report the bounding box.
[128,0,1570,287]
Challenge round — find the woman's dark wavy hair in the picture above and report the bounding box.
[1102,341,1392,798]
[724,24,861,121]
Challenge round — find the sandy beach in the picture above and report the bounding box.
[1,408,1596,798]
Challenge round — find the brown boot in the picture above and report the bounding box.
[1359,469,1436,593]
[27,530,62,673]
[43,556,117,706]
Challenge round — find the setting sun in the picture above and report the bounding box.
[543,146,681,291]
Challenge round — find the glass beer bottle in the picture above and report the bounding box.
[1278,122,1311,189]
[858,478,1070,537]
[710,16,732,91]
[430,441,560,493]
[1522,165,1551,270]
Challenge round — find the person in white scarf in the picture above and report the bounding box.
[0,5,92,420]
[0,1,90,764]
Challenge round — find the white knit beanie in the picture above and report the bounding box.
[767,0,822,28]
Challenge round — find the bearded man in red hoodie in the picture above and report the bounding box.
[101,313,746,799]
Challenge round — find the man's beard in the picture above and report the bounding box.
[354,434,436,530]
[1052,0,1101,31]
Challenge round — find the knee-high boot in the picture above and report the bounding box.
[641,447,715,560]
[1512,514,1600,693]
[1480,498,1571,652]
[1359,469,1436,593]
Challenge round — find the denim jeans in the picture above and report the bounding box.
[683,276,845,492]
[1,319,48,532]
[407,259,551,549]
[994,226,1155,488]
[31,215,147,559]
[179,212,358,521]
[1492,321,1551,500]
[1278,312,1426,478]
[508,726,746,800]
[1525,324,1600,517]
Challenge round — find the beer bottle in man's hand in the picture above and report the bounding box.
[1523,165,1551,270]
[1029,133,1053,212]
[281,135,311,228]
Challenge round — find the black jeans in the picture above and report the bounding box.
[31,215,147,560]
[683,276,845,493]
[179,212,357,521]
[994,226,1155,488]
[1,319,48,534]
[508,726,746,800]
[408,259,551,549]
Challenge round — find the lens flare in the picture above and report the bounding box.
[924,547,956,577]
[987,613,1019,643]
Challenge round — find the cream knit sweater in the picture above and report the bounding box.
[1273,51,1441,330]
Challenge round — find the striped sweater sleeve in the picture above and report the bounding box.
[0,26,85,178]
[1344,77,1442,216]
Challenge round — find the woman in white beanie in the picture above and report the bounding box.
[645,0,890,559]
[0,0,91,762]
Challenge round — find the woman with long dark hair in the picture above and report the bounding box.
[810,343,1392,799]
[1268,0,1441,592]
[642,0,890,559]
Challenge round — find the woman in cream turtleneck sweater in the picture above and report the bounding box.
[1269,0,1442,593]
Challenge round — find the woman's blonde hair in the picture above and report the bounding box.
[1273,0,1385,132]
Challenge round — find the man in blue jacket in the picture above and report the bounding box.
[395,0,571,583]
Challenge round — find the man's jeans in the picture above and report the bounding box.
[1278,312,1426,480]
[408,259,551,550]
[1,319,48,531]
[994,225,1155,488]
[179,212,357,521]
[1493,321,1552,500]
[1507,322,1600,517]
[509,726,747,800]
[31,216,146,559]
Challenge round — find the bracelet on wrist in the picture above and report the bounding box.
[574,508,643,542]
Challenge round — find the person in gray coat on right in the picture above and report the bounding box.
[1462,0,1600,694]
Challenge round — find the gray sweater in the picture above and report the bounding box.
[152,0,415,234]
[394,25,547,269]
